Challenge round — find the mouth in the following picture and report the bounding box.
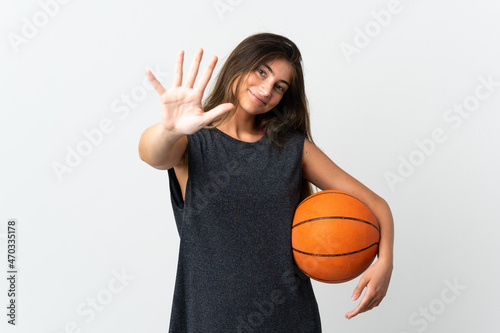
[248,89,266,105]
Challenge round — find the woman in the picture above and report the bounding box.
[139,33,394,332]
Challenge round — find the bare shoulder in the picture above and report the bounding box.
[302,137,316,158]
[301,137,382,204]
[301,137,359,192]
[301,137,334,188]
[302,137,327,170]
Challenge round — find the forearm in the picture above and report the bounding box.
[345,196,393,319]
[372,198,394,265]
[138,122,185,169]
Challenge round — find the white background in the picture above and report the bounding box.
[1,0,499,332]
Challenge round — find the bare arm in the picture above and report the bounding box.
[302,138,394,319]
[138,122,187,170]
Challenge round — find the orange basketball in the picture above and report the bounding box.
[292,190,380,283]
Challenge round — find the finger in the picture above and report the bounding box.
[345,297,368,319]
[195,55,218,94]
[185,48,203,89]
[351,277,367,301]
[346,290,378,320]
[201,103,234,125]
[359,297,378,313]
[172,49,184,87]
[145,68,166,95]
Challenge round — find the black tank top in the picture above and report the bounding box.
[167,127,321,332]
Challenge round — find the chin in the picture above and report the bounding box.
[240,102,270,115]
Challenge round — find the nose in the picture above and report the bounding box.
[259,80,273,97]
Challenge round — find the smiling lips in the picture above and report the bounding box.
[249,89,266,105]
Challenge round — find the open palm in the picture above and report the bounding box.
[145,48,233,135]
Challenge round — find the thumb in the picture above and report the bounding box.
[351,277,367,301]
[202,103,234,125]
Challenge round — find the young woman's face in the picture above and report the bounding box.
[234,58,293,115]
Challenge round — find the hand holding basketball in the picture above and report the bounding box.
[145,48,234,136]
[291,190,393,319]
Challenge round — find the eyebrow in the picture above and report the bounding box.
[263,64,290,87]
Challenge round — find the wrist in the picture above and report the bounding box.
[376,255,393,268]
[157,122,184,140]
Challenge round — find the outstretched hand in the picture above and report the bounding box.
[345,259,393,319]
[145,48,234,135]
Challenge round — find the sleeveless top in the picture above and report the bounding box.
[167,127,322,332]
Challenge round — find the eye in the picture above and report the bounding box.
[275,84,285,93]
[257,69,266,77]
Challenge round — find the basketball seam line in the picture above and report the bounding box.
[292,216,380,232]
[292,242,379,257]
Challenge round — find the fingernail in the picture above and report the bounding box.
[351,294,358,300]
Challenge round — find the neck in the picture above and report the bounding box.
[217,107,261,139]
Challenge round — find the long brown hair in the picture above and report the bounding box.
[203,32,316,200]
